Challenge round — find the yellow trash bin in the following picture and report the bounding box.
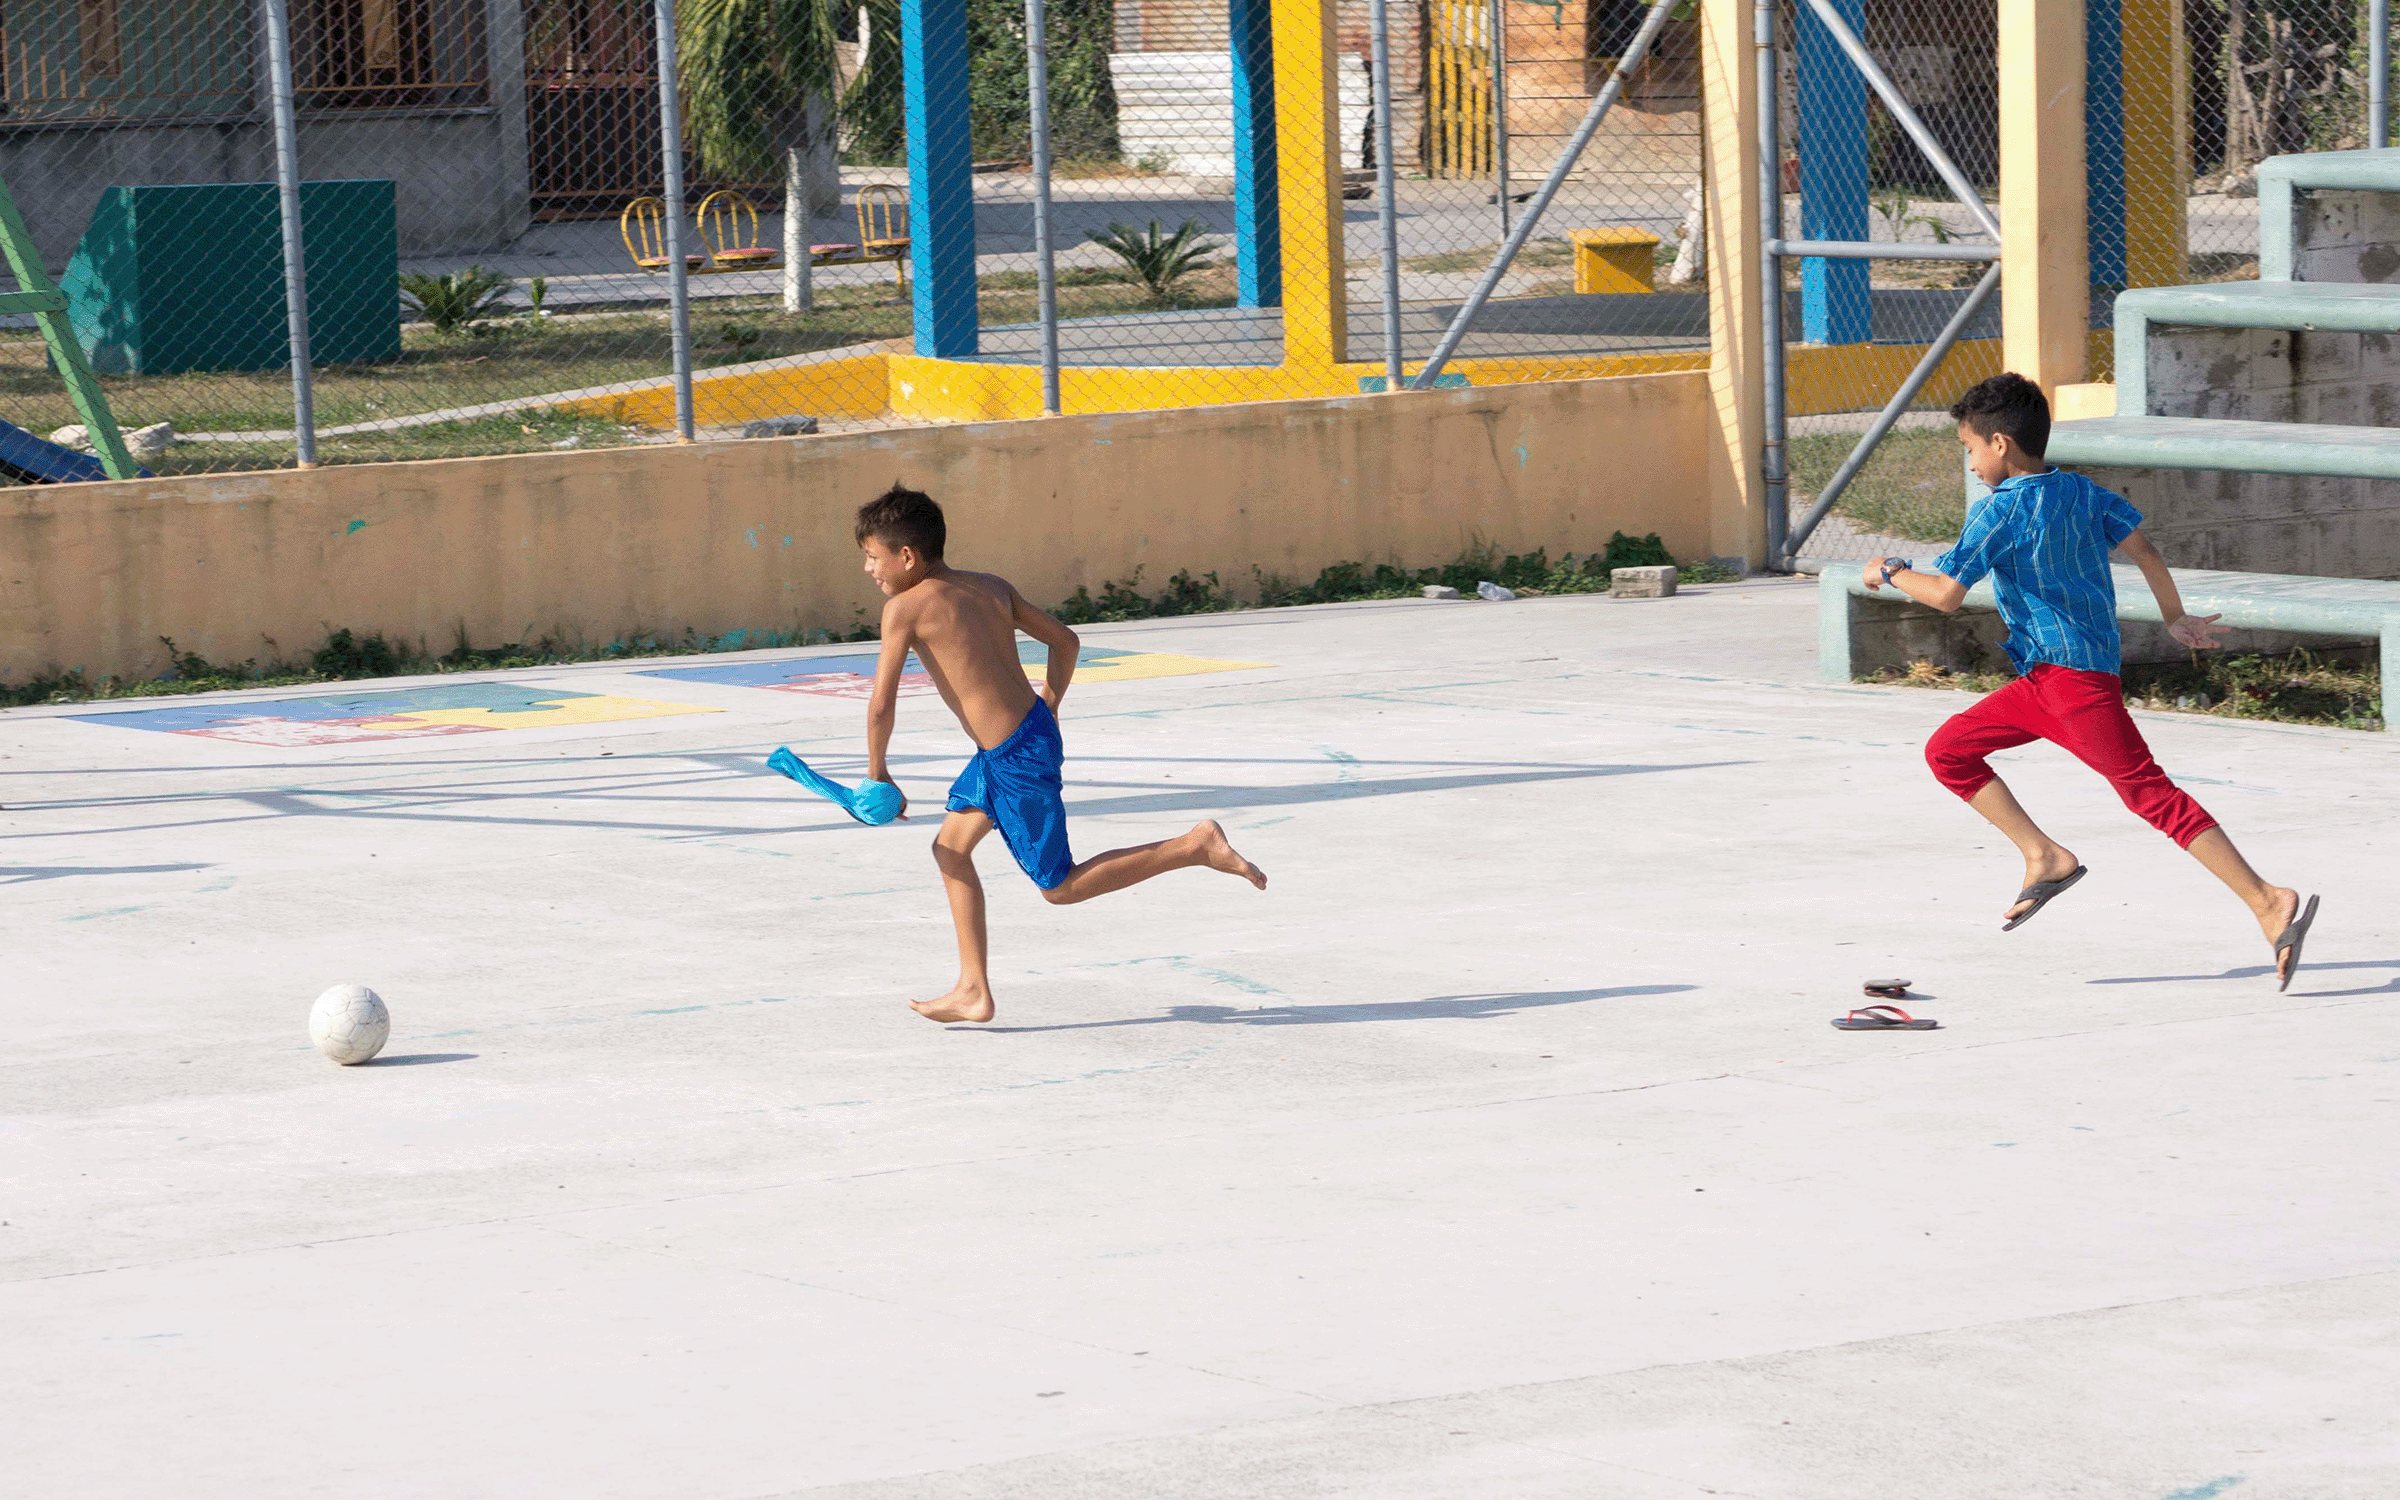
[1569,228,1662,295]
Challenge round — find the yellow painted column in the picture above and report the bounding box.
[1272,0,1347,368]
[2120,0,2188,288]
[1701,0,1765,567]
[1999,0,2089,395]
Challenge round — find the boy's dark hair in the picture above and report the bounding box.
[854,484,946,560]
[1949,372,2050,458]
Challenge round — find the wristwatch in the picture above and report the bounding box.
[1879,556,1914,587]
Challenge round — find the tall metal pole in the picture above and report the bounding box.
[2373,0,2391,149]
[1370,0,1405,384]
[1493,0,1511,235]
[1409,0,1679,388]
[1757,0,1787,563]
[260,0,315,467]
[653,0,696,442]
[1026,0,1062,414]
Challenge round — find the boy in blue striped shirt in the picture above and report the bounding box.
[1864,373,2319,988]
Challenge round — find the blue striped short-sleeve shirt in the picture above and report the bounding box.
[1932,467,2143,674]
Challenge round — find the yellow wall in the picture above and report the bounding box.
[0,373,1715,686]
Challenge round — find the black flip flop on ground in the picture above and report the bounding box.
[2002,865,2088,931]
[2274,893,2321,993]
[1833,1004,1940,1031]
[1862,978,1913,1000]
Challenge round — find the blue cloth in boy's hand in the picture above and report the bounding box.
[766,747,904,825]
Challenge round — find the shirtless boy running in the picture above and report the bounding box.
[854,485,1268,1024]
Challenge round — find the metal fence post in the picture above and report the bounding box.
[1757,0,1787,563]
[1493,0,1511,235]
[1027,0,1063,414]
[653,0,696,442]
[2373,0,2391,149]
[1370,0,1406,385]
[259,0,315,468]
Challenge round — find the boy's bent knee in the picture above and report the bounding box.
[1037,882,1076,906]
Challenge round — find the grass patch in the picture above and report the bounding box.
[1789,425,1966,543]
[1400,238,1578,275]
[1873,647,2383,731]
[2,269,1242,478]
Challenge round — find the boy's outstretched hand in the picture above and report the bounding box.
[2168,612,2228,650]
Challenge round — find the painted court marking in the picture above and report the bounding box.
[637,643,1270,701]
[73,684,717,747]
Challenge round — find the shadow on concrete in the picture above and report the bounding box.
[1063,762,1747,821]
[357,1052,478,1067]
[2089,958,2400,999]
[7,757,1742,844]
[974,984,1695,1033]
[2,862,212,883]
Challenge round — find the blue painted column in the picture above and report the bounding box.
[1231,0,1282,307]
[1795,0,1871,345]
[2085,0,2126,287]
[903,0,977,356]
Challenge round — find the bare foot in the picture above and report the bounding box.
[2006,847,2081,923]
[910,981,996,1024]
[2255,885,2302,982]
[1192,820,1268,890]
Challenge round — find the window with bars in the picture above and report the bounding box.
[291,0,488,110]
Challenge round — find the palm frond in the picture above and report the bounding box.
[680,0,842,179]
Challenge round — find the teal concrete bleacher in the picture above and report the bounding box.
[1819,564,2400,728]
[60,180,401,375]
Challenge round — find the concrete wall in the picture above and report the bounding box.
[0,111,531,267]
[0,372,1715,686]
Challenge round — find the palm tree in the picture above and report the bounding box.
[679,0,844,311]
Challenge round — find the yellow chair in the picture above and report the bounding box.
[620,195,707,274]
[695,189,782,270]
[854,183,910,291]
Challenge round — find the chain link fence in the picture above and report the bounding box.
[1780,0,2394,570]
[7,2,2383,500]
[0,0,1725,486]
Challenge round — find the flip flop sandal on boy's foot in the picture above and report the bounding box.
[2274,894,2321,994]
[1862,979,1913,1001]
[1833,1005,1940,1031]
[2001,866,2088,931]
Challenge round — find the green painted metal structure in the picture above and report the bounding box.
[0,174,138,481]
[60,180,399,376]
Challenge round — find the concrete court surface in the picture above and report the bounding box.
[4,579,2398,1499]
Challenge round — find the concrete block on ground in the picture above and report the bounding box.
[1610,565,1678,599]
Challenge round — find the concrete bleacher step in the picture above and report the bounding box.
[2111,282,2400,416]
[2117,279,2400,334]
[2258,147,2400,280]
[2048,414,2400,479]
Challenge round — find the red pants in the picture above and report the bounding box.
[1925,664,2219,848]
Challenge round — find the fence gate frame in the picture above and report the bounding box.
[1759,0,2005,569]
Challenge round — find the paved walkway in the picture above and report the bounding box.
[6,581,2394,1496]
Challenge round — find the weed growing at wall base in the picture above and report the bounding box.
[0,626,821,708]
[2,539,1731,706]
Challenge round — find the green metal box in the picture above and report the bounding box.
[61,180,400,375]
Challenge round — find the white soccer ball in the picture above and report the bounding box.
[310,984,390,1065]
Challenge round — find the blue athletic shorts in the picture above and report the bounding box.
[947,697,1074,889]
